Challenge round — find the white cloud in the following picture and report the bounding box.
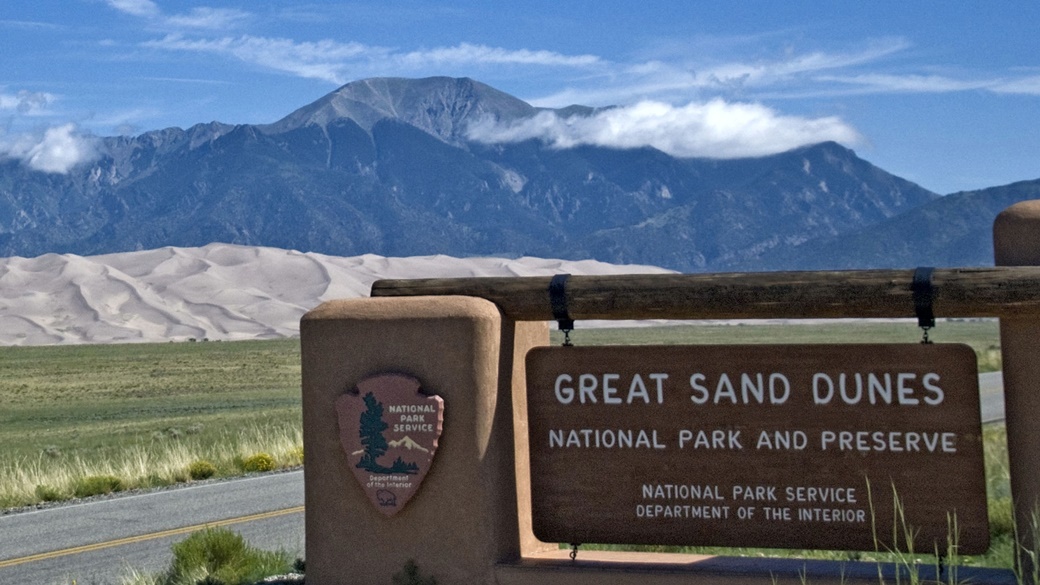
[106,0,159,18]
[144,36,601,84]
[166,7,250,30]
[992,75,1040,96]
[106,1,248,30]
[465,99,862,159]
[0,90,55,114]
[144,34,372,84]
[0,19,64,31]
[398,43,600,68]
[135,24,1034,110]
[815,73,995,93]
[529,38,915,107]
[1,124,98,174]
[695,38,912,89]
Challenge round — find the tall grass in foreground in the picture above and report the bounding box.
[0,422,302,508]
[1012,509,1040,585]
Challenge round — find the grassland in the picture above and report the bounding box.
[0,339,303,508]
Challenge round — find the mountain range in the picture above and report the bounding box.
[0,76,1037,271]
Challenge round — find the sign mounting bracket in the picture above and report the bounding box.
[912,266,936,344]
[549,273,575,346]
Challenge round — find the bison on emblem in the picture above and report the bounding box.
[376,489,397,507]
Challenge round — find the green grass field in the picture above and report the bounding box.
[0,339,303,507]
[0,339,301,460]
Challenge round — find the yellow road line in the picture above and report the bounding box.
[0,505,305,569]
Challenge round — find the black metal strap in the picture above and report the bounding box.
[912,267,935,343]
[912,267,935,328]
[549,274,574,345]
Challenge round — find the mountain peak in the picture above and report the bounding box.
[1,75,986,274]
[389,436,431,453]
[266,76,537,143]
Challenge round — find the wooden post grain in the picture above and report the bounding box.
[372,266,1040,320]
[995,201,1040,579]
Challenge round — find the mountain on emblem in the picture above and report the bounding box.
[389,436,430,453]
[335,373,444,516]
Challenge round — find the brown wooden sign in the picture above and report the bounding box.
[526,344,988,553]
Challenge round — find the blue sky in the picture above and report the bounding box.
[2,1,1039,193]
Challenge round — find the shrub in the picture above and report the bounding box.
[241,452,275,473]
[35,484,63,502]
[72,474,124,498]
[147,473,175,488]
[162,527,292,585]
[189,460,218,481]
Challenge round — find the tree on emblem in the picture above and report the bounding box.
[357,391,390,472]
[356,391,420,474]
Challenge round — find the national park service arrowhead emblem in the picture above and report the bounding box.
[336,373,444,516]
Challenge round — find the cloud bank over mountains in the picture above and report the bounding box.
[0,90,53,114]
[1,79,862,174]
[466,99,862,159]
[7,1,1040,191]
[0,123,97,174]
[9,2,1038,177]
[1,79,863,173]
[1,90,97,173]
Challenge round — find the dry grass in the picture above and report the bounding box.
[0,422,302,507]
[0,339,301,508]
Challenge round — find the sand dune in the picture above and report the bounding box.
[0,243,673,345]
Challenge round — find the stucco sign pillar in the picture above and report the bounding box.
[301,296,544,585]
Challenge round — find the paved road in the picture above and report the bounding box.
[979,371,1004,423]
[0,470,304,585]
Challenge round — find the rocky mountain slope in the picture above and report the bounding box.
[736,178,1040,270]
[0,76,944,272]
